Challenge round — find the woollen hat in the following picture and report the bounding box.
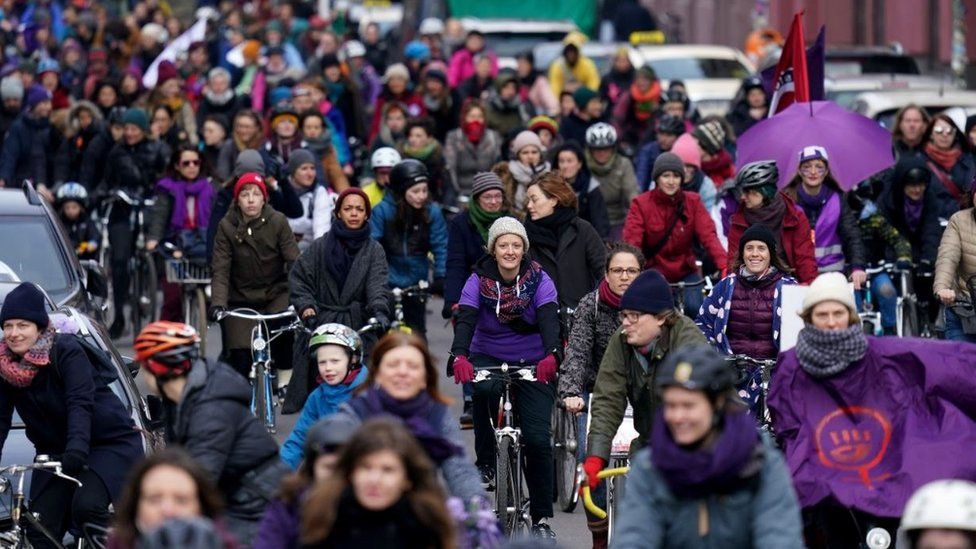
[801,272,857,318]
[25,84,51,111]
[619,269,674,315]
[738,224,778,261]
[122,107,149,132]
[471,172,504,198]
[572,86,598,110]
[652,152,685,182]
[487,216,529,253]
[335,187,372,219]
[511,130,545,157]
[693,120,726,155]
[233,149,265,178]
[383,63,410,83]
[528,115,559,135]
[0,282,49,329]
[287,149,316,177]
[671,134,701,169]
[233,172,268,201]
[155,60,179,85]
[0,76,23,101]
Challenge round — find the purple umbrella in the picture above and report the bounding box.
[737,101,895,190]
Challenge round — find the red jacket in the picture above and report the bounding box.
[623,189,727,282]
[727,192,819,285]
[368,90,426,144]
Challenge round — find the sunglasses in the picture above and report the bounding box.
[932,126,956,136]
[180,159,201,167]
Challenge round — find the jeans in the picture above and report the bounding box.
[855,272,897,329]
[107,219,133,322]
[681,272,704,318]
[471,354,555,520]
[944,307,976,343]
[27,469,112,549]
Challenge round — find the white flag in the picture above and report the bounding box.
[142,17,208,89]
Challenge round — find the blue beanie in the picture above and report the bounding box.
[122,108,149,132]
[619,269,674,315]
[404,40,431,62]
[0,282,49,329]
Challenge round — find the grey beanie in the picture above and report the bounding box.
[487,216,529,253]
[471,172,504,198]
[233,149,265,178]
[287,149,316,177]
[1,76,23,101]
[652,152,685,183]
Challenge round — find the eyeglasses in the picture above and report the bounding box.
[800,163,826,174]
[180,159,201,167]
[479,192,504,203]
[932,126,956,136]
[618,311,645,324]
[608,267,641,277]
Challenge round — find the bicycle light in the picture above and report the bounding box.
[252,336,267,352]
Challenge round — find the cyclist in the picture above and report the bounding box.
[614,345,804,548]
[134,321,288,544]
[444,100,504,207]
[559,243,644,548]
[449,216,561,539]
[582,123,637,239]
[555,141,611,240]
[0,282,145,548]
[280,324,368,469]
[897,480,976,549]
[503,130,551,218]
[584,269,706,493]
[362,146,401,207]
[934,186,976,343]
[55,182,100,261]
[283,148,334,249]
[635,114,686,192]
[370,159,448,337]
[210,172,300,379]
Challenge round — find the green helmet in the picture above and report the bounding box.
[309,323,363,368]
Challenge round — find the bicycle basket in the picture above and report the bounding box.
[164,259,212,284]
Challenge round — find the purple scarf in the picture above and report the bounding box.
[155,177,215,234]
[796,186,844,271]
[650,408,759,498]
[360,387,464,464]
[904,197,923,233]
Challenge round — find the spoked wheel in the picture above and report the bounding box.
[131,254,158,336]
[495,436,517,537]
[607,458,628,546]
[253,361,276,434]
[188,287,208,356]
[553,407,579,512]
[98,244,115,327]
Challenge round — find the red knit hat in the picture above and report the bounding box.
[156,60,179,85]
[335,187,372,219]
[233,172,268,201]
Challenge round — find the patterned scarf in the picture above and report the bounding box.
[628,81,661,122]
[795,325,868,378]
[0,326,55,387]
[479,260,544,323]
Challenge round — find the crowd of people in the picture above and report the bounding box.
[1,1,976,548]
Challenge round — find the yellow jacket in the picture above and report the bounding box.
[548,56,601,98]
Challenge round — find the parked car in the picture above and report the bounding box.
[826,74,957,110]
[634,44,755,116]
[459,17,579,70]
[851,89,976,129]
[826,45,922,77]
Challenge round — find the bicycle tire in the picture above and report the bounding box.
[190,287,208,356]
[901,298,919,338]
[495,435,516,537]
[607,458,628,545]
[131,254,158,336]
[130,255,142,336]
[553,408,579,513]
[254,361,270,432]
[98,242,115,327]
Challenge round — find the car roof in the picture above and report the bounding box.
[0,187,46,216]
[635,44,749,61]
[852,89,976,117]
[460,17,578,34]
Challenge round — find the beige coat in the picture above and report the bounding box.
[934,208,976,298]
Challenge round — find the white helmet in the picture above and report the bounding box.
[896,479,976,548]
[585,122,617,149]
[370,147,401,170]
[419,18,445,36]
[343,40,366,60]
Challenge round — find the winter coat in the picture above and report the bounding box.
[443,128,503,200]
[165,359,285,521]
[935,208,976,299]
[286,183,334,244]
[623,189,727,282]
[565,172,611,239]
[206,180,305,261]
[695,272,796,357]
[211,204,300,349]
[368,90,425,144]
[727,193,819,285]
[145,177,217,244]
[725,100,765,138]
[370,193,448,288]
[0,334,144,500]
[447,48,498,88]
[299,137,350,193]
[53,101,103,186]
[286,233,390,412]
[788,185,868,272]
[423,90,462,142]
[195,91,243,130]
[303,491,445,549]
[519,74,560,117]
[587,315,707,460]
[878,182,944,265]
[280,367,367,469]
[558,289,620,398]
[0,114,60,187]
[444,211,488,308]
[102,138,170,195]
[559,113,596,149]
[682,169,718,213]
[484,93,532,136]
[614,433,804,549]
[78,125,117,191]
[635,141,665,192]
[254,497,299,549]
[548,57,601,99]
[924,150,976,216]
[586,150,639,229]
[63,215,101,260]
[528,216,607,309]
[334,396,486,501]
[857,206,913,266]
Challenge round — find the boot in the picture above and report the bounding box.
[591,530,608,549]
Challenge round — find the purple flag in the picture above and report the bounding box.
[762,25,826,112]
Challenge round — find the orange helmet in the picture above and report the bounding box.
[134,321,200,378]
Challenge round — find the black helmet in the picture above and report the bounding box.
[304,413,360,459]
[736,160,779,190]
[903,165,931,185]
[389,159,429,195]
[741,75,764,93]
[136,517,222,549]
[656,114,686,136]
[656,344,736,397]
[107,106,128,126]
[270,102,298,121]
[663,89,690,111]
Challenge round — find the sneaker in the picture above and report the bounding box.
[478,465,495,491]
[531,519,556,540]
[459,401,473,430]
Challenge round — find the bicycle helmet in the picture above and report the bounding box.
[134,321,200,379]
[55,182,89,209]
[663,89,690,112]
[389,159,429,194]
[735,160,779,191]
[897,479,976,548]
[585,122,617,149]
[343,40,367,60]
[902,164,931,185]
[656,114,686,136]
[309,323,363,369]
[370,147,401,170]
[107,106,128,127]
[269,102,298,123]
[36,58,60,76]
[304,412,360,458]
[656,344,736,398]
[135,517,222,549]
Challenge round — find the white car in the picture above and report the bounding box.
[850,89,976,129]
[459,18,579,70]
[634,44,755,117]
[826,74,958,110]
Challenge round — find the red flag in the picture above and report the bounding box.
[766,12,810,115]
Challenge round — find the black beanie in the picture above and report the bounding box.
[619,269,674,315]
[739,224,777,260]
[0,282,49,329]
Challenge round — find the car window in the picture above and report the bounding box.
[485,33,569,58]
[646,57,751,80]
[827,56,920,76]
[827,90,871,110]
[0,216,73,303]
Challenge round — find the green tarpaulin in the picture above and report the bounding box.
[446,0,596,35]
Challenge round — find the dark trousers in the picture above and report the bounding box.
[400,293,427,335]
[108,219,133,319]
[803,503,900,549]
[220,322,295,382]
[471,354,554,519]
[27,469,112,548]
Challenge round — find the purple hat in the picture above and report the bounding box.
[25,84,51,111]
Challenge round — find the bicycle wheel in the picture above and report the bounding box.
[607,458,628,545]
[901,298,919,338]
[131,254,158,336]
[495,435,517,537]
[253,361,270,431]
[553,408,579,512]
[190,287,208,356]
[98,242,115,326]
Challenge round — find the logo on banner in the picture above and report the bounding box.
[814,406,892,489]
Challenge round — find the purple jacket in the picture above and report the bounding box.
[253,497,299,549]
[768,337,976,518]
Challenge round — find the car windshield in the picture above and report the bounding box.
[485,33,568,58]
[0,216,73,303]
[645,57,751,80]
[826,56,920,76]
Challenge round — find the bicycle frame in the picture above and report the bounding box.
[390,281,429,333]
[0,457,83,547]
[727,355,777,432]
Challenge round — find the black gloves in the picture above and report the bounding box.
[208,305,225,322]
[430,277,445,297]
[61,450,87,477]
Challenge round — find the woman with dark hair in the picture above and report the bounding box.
[216,109,265,181]
[922,113,975,216]
[443,100,502,206]
[299,110,349,193]
[108,449,236,549]
[515,51,559,117]
[150,104,184,151]
[300,418,457,548]
[200,114,230,172]
[320,53,366,142]
[555,141,612,239]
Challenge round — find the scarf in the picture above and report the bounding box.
[924,142,963,172]
[597,278,621,309]
[423,91,451,112]
[468,201,507,243]
[155,177,215,233]
[743,194,787,256]
[904,196,924,233]
[0,326,56,388]
[327,219,371,289]
[203,87,234,107]
[479,260,544,323]
[508,159,550,185]
[650,409,760,498]
[524,206,575,251]
[362,387,463,464]
[301,133,334,156]
[737,264,778,283]
[463,120,485,144]
[701,149,735,184]
[629,81,662,122]
[586,150,617,178]
[402,141,437,161]
[325,80,345,104]
[795,324,868,378]
[269,134,298,164]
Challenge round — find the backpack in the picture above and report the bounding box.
[52,334,120,389]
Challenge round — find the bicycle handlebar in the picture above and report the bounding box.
[392,281,430,298]
[0,461,83,487]
[358,318,383,334]
[580,467,630,519]
[725,355,776,367]
[668,279,707,290]
[472,363,537,383]
[216,306,298,322]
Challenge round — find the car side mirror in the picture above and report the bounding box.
[144,395,165,430]
[81,260,108,299]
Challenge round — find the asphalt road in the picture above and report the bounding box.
[116,295,592,548]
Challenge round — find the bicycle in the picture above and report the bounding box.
[860,263,921,337]
[389,280,429,334]
[551,399,582,513]
[583,398,636,543]
[668,277,710,316]
[581,465,629,542]
[162,246,211,356]
[214,307,307,434]
[472,362,538,537]
[725,354,777,432]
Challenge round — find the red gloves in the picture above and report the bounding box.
[583,456,606,490]
[537,353,558,384]
[452,355,474,384]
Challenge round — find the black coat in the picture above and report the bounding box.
[78,126,117,191]
[878,181,945,265]
[444,211,487,309]
[102,138,170,195]
[0,114,60,186]
[528,217,607,309]
[559,113,597,149]
[0,335,143,499]
[303,491,443,549]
